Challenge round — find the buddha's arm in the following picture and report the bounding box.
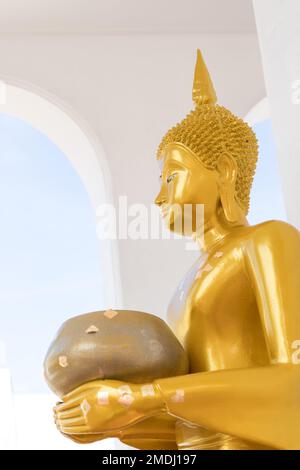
[154,221,300,450]
[63,413,177,449]
[119,413,177,450]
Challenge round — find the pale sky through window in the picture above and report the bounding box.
[0,113,104,393]
[249,119,286,224]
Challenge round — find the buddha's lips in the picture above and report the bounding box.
[161,205,172,216]
[161,208,170,217]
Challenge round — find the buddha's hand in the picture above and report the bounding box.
[54,379,165,435]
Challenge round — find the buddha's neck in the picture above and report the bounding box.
[193,207,248,253]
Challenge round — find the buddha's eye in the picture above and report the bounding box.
[167,173,177,184]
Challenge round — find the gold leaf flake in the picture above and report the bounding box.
[118,385,132,395]
[118,393,134,406]
[170,389,185,403]
[98,366,104,379]
[97,389,109,405]
[58,355,68,368]
[81,399,91,416]
[202,264,213,272]
[141,384,155,397]
[85,324,99,334]
[103,309,119,319]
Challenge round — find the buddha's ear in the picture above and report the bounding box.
[217,153,237,185]
[216,153,241,223]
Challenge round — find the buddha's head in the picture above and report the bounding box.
[155,50,258,236]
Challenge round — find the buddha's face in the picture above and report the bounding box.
[155,143,220,235]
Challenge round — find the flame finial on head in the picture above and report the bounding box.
[192,49,217,106]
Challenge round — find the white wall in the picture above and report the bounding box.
[253,0,300,230]
[0,33,265,318]
[13,394,116,449]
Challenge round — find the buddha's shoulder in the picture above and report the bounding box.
[242,219,300,246]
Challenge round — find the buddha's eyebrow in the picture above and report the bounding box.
[164,161,185,172]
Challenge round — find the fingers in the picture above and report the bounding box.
[58,425,89,435]
[62,381,101,401]
[62,379,124,402]
[55,405,88,435]
[55,394,84,413]
[57,416,86,427]
[56,405,82,420]
[62,388,84,402]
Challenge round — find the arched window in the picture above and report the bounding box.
[0,83,121,449]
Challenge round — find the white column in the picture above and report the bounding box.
[253,0,300,229]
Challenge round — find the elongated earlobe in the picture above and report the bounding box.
[217,154,242,224]
[219,187,241,223]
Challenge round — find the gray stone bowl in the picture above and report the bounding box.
[44,309,189,398]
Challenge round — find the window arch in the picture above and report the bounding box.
[0,81,121,449]
[0,81,122,309]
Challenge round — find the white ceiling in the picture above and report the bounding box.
[0,0,256,34]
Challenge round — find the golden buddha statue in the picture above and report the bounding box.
[54,50,300,450]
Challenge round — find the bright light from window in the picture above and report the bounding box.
[0,113,105,394]
[248,118,287,224]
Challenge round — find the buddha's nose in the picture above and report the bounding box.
[155,190,166,207]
